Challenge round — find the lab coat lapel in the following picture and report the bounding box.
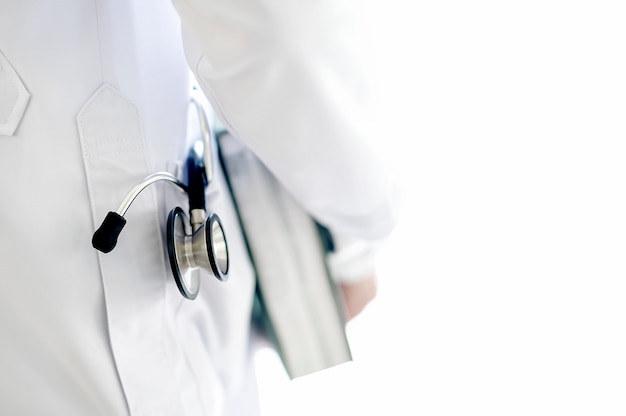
[77,84,183,415]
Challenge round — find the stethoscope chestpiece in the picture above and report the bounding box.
[166,207,229,300]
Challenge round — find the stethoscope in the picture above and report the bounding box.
[91,98,229,300]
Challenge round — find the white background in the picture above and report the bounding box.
[256,1,626,415]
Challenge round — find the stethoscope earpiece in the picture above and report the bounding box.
[92,211,127,253]
[167,207,229,300]
[92,97,229,300]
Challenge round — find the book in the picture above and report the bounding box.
[217,131,352,379]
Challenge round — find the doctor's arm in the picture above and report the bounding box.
[172,0,401,317]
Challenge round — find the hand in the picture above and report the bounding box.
[340,274,378,322]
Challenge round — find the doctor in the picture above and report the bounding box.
[0,1,401,415]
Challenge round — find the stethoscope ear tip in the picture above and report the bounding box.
[92,211,127,253]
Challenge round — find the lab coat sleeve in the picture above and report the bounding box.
[172,0,402,241]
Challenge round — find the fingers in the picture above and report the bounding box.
[340,274,378,322]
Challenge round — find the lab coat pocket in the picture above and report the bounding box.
[0,50,30,136]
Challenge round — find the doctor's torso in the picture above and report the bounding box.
[0,2,257,415]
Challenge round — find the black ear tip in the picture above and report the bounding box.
[92,212,127,253]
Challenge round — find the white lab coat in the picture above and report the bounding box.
[0,1,400,415]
